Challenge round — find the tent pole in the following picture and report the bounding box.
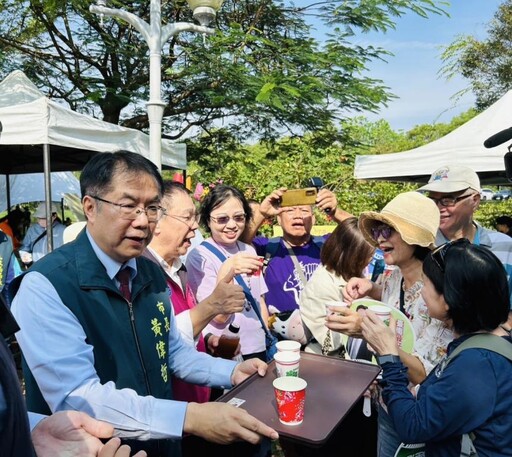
[43,144,54,253]
[5,174,11,211]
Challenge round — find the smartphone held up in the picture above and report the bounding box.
[278,177,331,213]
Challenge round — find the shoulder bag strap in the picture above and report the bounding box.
[282,240,308,286]
[200,241,271,335]
[262,237,281,275]
[30,229,48,252]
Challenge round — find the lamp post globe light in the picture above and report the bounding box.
[90,0,224,171]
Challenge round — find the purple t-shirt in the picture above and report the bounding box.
[253,236,325,313]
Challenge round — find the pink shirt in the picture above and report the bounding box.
[186,239,268,355]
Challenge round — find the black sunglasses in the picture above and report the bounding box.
[430,238,470,272]
[370,224,394,242]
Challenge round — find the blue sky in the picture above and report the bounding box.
[354,0,503,131]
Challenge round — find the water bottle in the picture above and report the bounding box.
[216,323,243,361]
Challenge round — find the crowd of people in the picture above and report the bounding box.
[0,155,511,457]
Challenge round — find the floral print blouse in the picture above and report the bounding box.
[381,268,454,376]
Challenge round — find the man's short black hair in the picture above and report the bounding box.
[80,151,164,199]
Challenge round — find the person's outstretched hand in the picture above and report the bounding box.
[342,277,374,304]
[99,438,146,457]
[207,268,245,315]
[325,306,363,337]
[184,402,279,445]
[218,254,263,277]
[315,188,337,214]
[259,188,287,218]
[231,358,268,385]
[361,311,398,356]
[32,410,146,457]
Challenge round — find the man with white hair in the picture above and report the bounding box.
[418,164,512,326]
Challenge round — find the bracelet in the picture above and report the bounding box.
[203,333,213,348]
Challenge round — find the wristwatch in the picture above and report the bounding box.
[376,354,401,366]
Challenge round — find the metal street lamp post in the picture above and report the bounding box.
[90,0,224,171]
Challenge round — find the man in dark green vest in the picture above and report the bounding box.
[11,151,278,457]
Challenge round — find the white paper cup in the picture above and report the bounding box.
[371,305,391,325]
[274,351,300,377]
[273,376,307,425]
[276,340,301,353]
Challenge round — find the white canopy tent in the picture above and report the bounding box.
[0,70,186,174]
[0,70,186,249]
[0,172,80,213]
[354,90,512,186]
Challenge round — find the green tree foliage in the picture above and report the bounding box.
[440,0,512,109]
[186,109,512,232]
[476,199,512,230]
[186,117,416,219]
[0,0,445,140]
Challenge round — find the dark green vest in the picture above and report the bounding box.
[15,230,180,457]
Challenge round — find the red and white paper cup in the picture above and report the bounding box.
[273,376,307,426]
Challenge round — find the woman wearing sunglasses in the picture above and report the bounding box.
[361,240,512,456]
[186,185,268,363]
[327,192,454,457]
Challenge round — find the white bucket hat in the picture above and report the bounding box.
[33,202,59,219]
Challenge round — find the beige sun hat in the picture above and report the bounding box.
[359,192,440,248]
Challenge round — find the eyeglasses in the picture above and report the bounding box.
[163,213,200,227]
[210,214,246,225]
[430,238,470,272]
[428,193,474,208]
[90,195,165,222]
[370,224,394,241]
